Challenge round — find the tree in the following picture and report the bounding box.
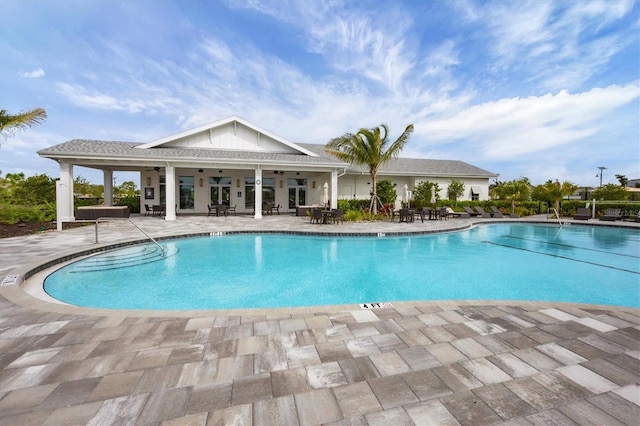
[0,173,56,205]
[114,181,139,199]
[532,180,578,211]
[0,108,47,137]
[376,180,397,206]
[325,123,413,214]
[447,179,465,205]
[615,174,628,187]
[412,181,441,209]
[74,176,104,198]
[592,184,628,201]
[491,178,531,214]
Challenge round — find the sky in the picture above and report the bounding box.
[1,0,638,187]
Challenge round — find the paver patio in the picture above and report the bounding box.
[0,214,638,425]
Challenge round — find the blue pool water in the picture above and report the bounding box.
[44,224,640,309]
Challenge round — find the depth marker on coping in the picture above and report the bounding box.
[360,302,393,309]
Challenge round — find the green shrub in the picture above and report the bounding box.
[116,196,141,214]
[344,210,364,222]
[0,203,55,224]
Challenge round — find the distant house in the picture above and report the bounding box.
[627,178,640,188]
[38,116,498,229]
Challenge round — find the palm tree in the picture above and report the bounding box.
[0,108,47,137]
[541,180,579,212]
[325,124,414,214]
[496,178,531,214]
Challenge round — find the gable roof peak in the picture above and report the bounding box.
[136,115,317,157]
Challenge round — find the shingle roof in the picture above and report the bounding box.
[37,139,342,167]
[38,139,497,178]
[298,143,497,178]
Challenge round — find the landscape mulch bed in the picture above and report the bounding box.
[0,222,91,239]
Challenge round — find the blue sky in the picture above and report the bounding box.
[1,0,638,186]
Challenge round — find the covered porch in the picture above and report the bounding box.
[53,161,343,230]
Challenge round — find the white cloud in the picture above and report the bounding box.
[18,68,45,78]
[458,0,636,91]
[413,83,640,159]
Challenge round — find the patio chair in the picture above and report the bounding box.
[331,209,344,224]
[227,205,237,216]
[399,209,413,223]
[489,206,505,218]
[463,206,481,217]
[144,204,152,216]
[573,207,590,220]
[418,207,430,222]
[310,208,323,224]
[273,204,280,215]
[207,204,217,216]
[474,206,493,218]
[438,207,449,220]
[599,208,621,221]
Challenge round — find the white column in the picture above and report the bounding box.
[331,170,339,209]
[165,164,176,220]
[103,170,113,206]
[56,162,74,231]
[254,167,262,219]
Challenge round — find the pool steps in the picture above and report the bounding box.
[69,244,177,272]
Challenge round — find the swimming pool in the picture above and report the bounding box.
[43,223,640,309]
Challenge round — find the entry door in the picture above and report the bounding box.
[210,185,231,205]
[340,185,353,199]
[288,187,307,209]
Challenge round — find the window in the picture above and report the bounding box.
[470,186,480,201]
[159,175,166,204]
[179,176,194,209]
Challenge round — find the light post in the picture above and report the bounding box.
[596,166,606,187]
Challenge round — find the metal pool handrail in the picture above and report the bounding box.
[90,218,165,254]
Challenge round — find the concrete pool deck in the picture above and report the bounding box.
[0,214,638,424]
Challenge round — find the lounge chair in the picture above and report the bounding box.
[463,206,481,217]
[573,207,590,220]
[599,208,621,221]
[474,206,493,218]
[489,206,505,218]
[445,207,470,218]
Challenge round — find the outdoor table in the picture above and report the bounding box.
[322,210,332,224]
